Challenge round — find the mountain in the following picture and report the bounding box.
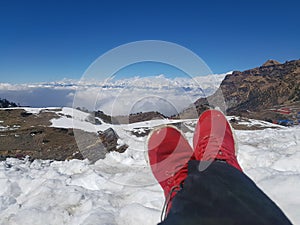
[192,59,300,122]
[0,98,18,108]
[0,73,227,116]
[262,59,281,67]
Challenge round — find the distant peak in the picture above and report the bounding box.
[262,59,281,67]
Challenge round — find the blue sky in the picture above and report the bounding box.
[0,0,299,83]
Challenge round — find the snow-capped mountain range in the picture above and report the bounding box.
[0,73,228,116]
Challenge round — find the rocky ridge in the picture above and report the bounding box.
[192,59,300,122]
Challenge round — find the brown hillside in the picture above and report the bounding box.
[193,59,300,121]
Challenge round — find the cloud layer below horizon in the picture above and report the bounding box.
[0,74,227,116]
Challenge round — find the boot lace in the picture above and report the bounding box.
[196,135,236,162]
[160,185,181,221]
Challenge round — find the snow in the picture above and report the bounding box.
[227,116,283,129]
[237,126,300,223]
[0,125,20,132]
[49,107,105,133]
[0,108,299,224]
[0,73,227,116]
[20,107,61,115]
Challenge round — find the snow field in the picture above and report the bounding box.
[237,127,300,223]
[0,156,162,225]
[0,107,299,224]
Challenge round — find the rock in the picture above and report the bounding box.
[115,144,129,153]
[98,128,128,153]
[76,128,128,163]
[192,59,300,122]
[111,111,166,124]
[262,59,281,67]
[131,127,151,137]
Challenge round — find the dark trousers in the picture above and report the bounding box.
[159,160,292,225]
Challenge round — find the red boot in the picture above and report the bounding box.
[193,109,242,171]
[147,125,194,216]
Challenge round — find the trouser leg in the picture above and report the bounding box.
[160,160,291,225]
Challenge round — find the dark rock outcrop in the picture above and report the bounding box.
[111,111,166,124]
[0,98,18,108]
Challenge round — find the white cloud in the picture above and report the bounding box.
[0,73,228,115]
